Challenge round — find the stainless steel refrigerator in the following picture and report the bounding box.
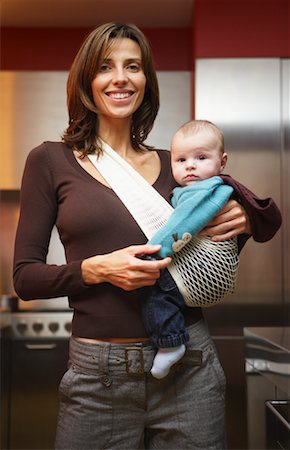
[195,58,289,448]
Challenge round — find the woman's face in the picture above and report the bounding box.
[91,38,146,123]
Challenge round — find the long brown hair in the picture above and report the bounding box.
[62,23,159,156]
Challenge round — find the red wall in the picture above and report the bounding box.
[0,27,192,71]
[194,0,289,57]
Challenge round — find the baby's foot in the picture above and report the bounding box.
[151,344,186,379]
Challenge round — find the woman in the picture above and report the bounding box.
[13,23,281,449]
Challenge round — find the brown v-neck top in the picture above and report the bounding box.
[13,142,282,338]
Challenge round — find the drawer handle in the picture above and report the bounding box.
[25,343,57,350]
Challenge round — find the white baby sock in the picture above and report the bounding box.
[151,344,186,379]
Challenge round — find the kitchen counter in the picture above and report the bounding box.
[244,327,290,397]
[245,326,290,352]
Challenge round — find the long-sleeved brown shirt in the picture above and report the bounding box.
[13,142,282,338]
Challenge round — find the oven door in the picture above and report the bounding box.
[8,336,69,449]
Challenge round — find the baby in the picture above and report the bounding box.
[140,119,235,379]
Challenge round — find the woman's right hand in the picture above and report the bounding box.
[81,245,171,290]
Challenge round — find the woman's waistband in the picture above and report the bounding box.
[69,319,211,376]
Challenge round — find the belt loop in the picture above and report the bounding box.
[98,343,110,375]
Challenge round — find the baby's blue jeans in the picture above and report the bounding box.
[139,268,189,348]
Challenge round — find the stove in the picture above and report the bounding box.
[10,311,73,338]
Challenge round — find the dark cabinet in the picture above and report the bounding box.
[7,337,69,449]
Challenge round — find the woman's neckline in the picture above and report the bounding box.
[65,144,165,190]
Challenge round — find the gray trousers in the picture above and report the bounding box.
[55,319,227,450]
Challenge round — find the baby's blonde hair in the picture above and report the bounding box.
[174,119,225,155]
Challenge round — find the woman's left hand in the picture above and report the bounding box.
[199,199,252,242]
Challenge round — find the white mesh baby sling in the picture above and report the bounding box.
[88,140,239,307]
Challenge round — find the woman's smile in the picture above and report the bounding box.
[106,90,134,100]
[105,89,136,106]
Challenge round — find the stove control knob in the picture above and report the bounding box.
[17,321,28,335]
[48,322,59,333]
[64,321,72,333]
[32,322,44,334]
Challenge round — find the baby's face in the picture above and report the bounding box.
[171,129,227,186]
